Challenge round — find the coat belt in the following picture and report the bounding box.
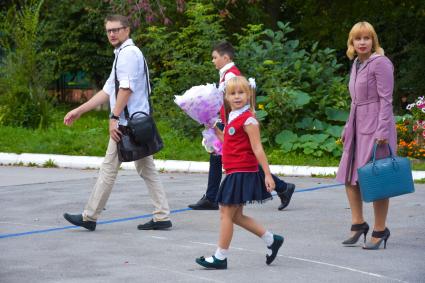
[352,99,379,107]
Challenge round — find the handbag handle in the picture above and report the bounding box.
[130,111,149,120]
[371,143,395,163]
[370,143,398,174]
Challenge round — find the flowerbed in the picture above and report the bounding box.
[397,96,425,160]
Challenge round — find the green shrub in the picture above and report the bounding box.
[0,0,57,129]
[135,3,226,137]
[132,11,350,158]
[235,22,349,157]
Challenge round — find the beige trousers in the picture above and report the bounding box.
[82,138,170,222]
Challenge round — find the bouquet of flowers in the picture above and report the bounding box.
[201,128,222,154]
[174,84,222,127]
[174,83,223,154]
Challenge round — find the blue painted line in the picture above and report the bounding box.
[0,184,342,239]
[293,183,343,193]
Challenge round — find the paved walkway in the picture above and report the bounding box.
[1,152,425,179]
[0,166,424,282]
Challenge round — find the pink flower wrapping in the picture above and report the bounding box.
[174,84,222,127]
[201,128,222,155]
[174,84,223,154]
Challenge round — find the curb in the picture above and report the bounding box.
[1,152,424,180]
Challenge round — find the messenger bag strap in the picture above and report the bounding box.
[114,45,154,120]
[114,45,133,120]
[143,58,154,116]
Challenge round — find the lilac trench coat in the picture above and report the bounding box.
[336,54,397,186]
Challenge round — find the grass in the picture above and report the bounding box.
[0,108,207,161]
[411,161,425,171]
[42,159,58,168]
[310,173,337,178]
[267,149,340,167]
[0,107,424,170]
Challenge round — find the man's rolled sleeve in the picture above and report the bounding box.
[102,76,115,96]
[116,48,139,92]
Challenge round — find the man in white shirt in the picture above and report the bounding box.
[63,14,171,231]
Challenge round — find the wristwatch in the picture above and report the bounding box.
[109,113,120,120]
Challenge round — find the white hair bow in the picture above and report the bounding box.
[248,77,256,89]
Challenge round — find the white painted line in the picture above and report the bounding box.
[0,221,57,228]
[142,264,225,283]
[285,255,407,283]
[1,152,424,180]
[150,236,168,240]
[190,241,216,247]
[187,240,407,282]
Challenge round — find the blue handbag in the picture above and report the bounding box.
[357,144,415,203]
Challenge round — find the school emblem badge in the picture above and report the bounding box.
[228,127,236,135]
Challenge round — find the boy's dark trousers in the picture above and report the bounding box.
[205,153,223,202]
[187,154,222,210]
[188,154,295,210]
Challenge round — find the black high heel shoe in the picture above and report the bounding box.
[363,228,390,250]
[342,222,369,245]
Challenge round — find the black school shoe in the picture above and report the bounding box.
[188,195,219,210]
[137,219,172,230]
[277,183,295,210]
[266,234,284,265]
[63,213,96,231]
[196,256,227,269]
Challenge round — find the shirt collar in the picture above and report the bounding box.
[228,104,250,124]
[113,38,134,55]
[219,62,235,79]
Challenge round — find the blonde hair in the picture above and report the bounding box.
[224,76,256,119]
[346,21,384,60]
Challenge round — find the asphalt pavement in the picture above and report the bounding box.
[0,166,424,283]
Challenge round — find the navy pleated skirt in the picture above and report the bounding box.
[216,172,273,205]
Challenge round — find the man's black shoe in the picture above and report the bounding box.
[137,219,172,230]
[188,195,219,210]
[63,213,96,231]
[278,183,295,211]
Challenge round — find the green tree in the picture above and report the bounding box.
[0,0,56,129]
[136,2,226,136]
[236,22,349,157]
[280,0,425,107]
[43,0,112,91]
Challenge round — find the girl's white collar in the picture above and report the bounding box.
[228,105,250,124]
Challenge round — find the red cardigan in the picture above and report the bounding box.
[222,111,258,174]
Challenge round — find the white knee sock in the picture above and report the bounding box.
[206,247,228,263]
[261,230,274,247]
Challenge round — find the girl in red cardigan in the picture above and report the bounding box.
[196,76,284,269]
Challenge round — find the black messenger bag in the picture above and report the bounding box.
[114,47,163,162]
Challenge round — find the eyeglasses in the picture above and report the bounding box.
[106,27,126,35]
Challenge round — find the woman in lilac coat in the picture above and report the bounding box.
[336,22,396,250]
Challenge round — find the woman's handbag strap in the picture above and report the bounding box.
[370,143,395,164]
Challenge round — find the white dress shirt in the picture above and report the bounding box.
[103,38,150,125]
[219,62,237,82]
